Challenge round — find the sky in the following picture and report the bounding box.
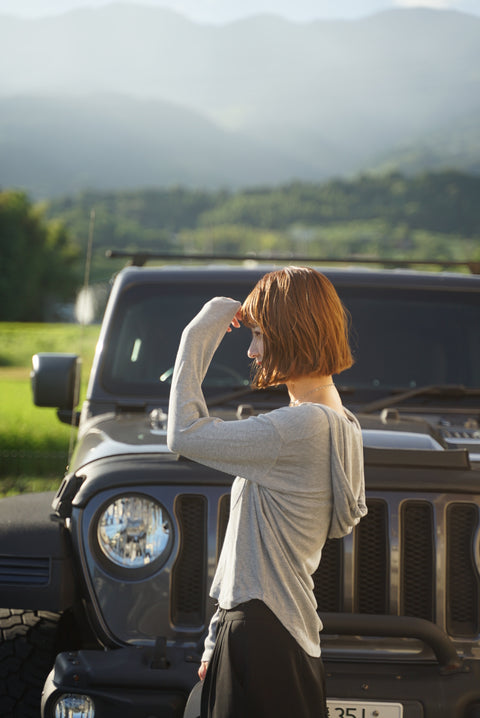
[1,0,479,22]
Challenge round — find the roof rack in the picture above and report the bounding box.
[105,250,480,275]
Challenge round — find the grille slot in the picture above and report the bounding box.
[314,539,343,612]
[0,556,50,586]
[446,503,480,637]
[171,495,207,627]
[355,500,389,614]
[401,501,435,621]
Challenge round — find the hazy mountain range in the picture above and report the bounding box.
[1,4,479,198]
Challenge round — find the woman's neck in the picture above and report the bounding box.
[287,376,335,407]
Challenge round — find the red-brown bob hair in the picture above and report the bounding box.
[241,266,353,388]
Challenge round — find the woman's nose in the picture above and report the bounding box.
[247,339,257,359]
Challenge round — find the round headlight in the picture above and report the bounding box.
[97,494,172,569]
[54,693,95,718]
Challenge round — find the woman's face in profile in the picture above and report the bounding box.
[247,327,264,366]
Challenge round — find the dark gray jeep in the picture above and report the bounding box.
[1,256,480,718]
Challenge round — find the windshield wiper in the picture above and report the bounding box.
[208,383,355,409]
[361,384,480,415]
[207,385,286,408]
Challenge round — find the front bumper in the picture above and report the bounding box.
[42,615,480,718]
[41,644,199,718]
[323,658,480,718]
[42,647,480,718]
[321,614,480,718]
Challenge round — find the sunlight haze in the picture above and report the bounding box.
[0,0,479,21]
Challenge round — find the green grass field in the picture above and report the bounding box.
[0,322,100,496]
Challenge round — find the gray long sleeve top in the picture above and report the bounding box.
[167,297,367,660]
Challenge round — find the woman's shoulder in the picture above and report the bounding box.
[267,402,360,436]
[265,403,331,440]
[312,403,362,431]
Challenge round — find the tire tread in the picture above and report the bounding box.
[0,608,61,718]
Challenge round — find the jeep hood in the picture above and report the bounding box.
[358,413,446,451]
[70,411,170,472]
[71,407,457,471]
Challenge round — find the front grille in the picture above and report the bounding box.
[314,495,480,640]
[168,491,480,644]
[0,556,50,585]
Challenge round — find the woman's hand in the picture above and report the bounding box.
[226,308,243,333]
[198,660,209,680]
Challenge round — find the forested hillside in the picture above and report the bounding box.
[45,170,480,279]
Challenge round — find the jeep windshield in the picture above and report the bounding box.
[341,285,480,397]
[99,280,480,402]
[100,282,254,397]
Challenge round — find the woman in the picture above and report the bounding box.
[167,266,367,718]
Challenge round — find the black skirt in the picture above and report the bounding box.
[200,600,328,718]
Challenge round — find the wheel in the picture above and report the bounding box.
[0,608,62,718]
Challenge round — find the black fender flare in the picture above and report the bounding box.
[0,491,75,611]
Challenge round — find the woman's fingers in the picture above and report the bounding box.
[227,309,242,333]
[198,661,209,680]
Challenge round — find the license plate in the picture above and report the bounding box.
[327,699,403,718]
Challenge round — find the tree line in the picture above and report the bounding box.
[0,191,80,322]
[1,169,479,321]
[47,170,480,240]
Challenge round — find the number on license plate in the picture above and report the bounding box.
[326,699,403,717]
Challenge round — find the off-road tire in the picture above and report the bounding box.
[0,608,62,718]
